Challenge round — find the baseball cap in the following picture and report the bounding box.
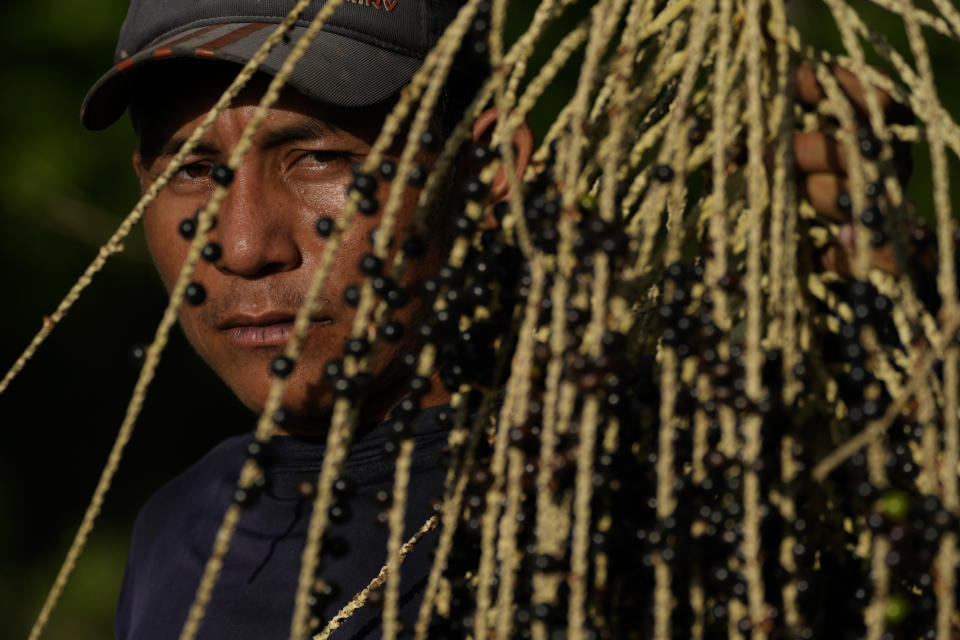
[81,0,464,131]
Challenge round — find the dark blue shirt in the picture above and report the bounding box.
[115,406,449,640]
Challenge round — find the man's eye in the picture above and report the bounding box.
[176,162,212,179]
[301,150,352,167]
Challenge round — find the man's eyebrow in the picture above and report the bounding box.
[140,118,342,163]
[140,138,219,163]
[258,119,342,149]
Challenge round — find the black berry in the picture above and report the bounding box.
[271,356,294,378]
[211,164,234,186]
[201,242,222,262]
[184,282,206,305]
[316,217,335,237]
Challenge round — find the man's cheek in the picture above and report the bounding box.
[144,221,187,292]
[177,310,213,364]
[292,181,349,215]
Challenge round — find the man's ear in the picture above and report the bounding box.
[471,108,534,202]
[132,152,145,189]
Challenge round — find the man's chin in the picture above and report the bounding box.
[230,376,337,434]
[221,358,414,434]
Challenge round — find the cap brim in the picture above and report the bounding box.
[81,22,423,130]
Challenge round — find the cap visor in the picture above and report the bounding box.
[81,22,422,130]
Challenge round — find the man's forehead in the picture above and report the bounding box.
[132,62,386,153]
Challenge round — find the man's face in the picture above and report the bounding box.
[134,71,449,426]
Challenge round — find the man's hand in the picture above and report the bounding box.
[791,62,916,278]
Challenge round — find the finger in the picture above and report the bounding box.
[803,173,851,223]
[793,62,825,106]
[818,238,896,278]
[793,62,895,117]
[831,65,894,118]
[871,244,898,275]
[818,243,852,278]
[794,131,847,174]
[834,224,899,275]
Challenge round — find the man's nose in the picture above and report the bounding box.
[210,170,301,278]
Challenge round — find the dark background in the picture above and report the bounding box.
[0,1,253,637]
[1,1,957,639]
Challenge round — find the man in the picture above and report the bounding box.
[80,2,533,639]
[81,1,910,639]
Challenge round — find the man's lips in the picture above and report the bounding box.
[218,312,333,347]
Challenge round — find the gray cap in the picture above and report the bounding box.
[81,0,463,130]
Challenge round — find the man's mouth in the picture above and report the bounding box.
[218,312,333,347]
